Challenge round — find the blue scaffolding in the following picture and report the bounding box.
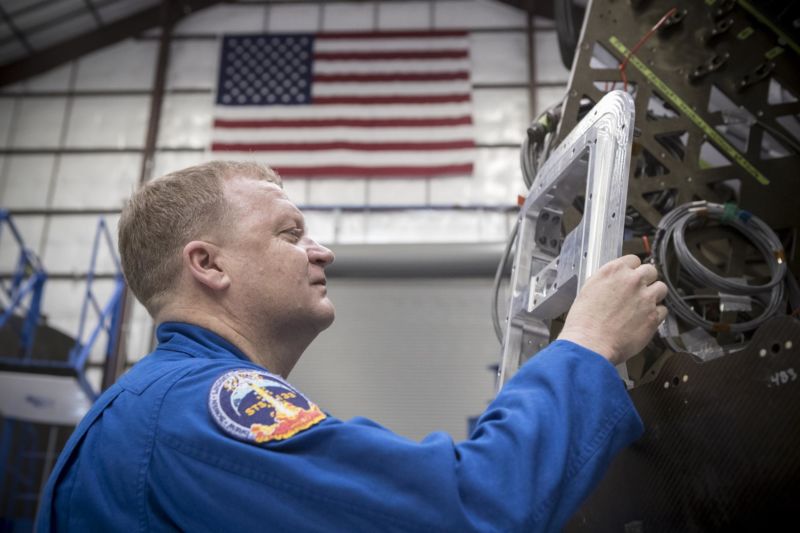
[0,213,126,531]
[0,210,47,361]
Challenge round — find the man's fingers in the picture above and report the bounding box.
[618,254,642,270]
[656,305,668,324]
[636,263,659,286]
[649,280,668,303]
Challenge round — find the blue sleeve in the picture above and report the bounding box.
[150,340,642,532]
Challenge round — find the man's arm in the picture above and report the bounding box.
[147,255,664,531]
[153,341,639,532]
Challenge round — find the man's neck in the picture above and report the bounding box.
[156,303,309,377]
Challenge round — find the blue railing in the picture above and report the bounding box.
[67,218,126,401]
[0,210,47,359]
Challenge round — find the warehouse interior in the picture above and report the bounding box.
[0,0,798,530]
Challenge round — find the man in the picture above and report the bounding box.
[37,160,667,532]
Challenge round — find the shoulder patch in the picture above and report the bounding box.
[209,369,326,444]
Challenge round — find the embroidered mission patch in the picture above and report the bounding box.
[209,369,326,444]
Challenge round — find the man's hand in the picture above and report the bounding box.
[558,254,668,366]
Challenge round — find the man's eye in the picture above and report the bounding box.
[285,228,303,241]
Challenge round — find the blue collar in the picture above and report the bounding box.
[117,322,256,395]
[155,322,252,363]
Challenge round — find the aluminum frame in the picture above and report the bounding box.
[498,90,635,390]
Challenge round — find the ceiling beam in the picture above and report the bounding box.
[83,0,105,27]
[0,3,34,54]
[0,0,553,87]
[0,0,222,87]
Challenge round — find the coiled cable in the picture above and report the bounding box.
[651,201,787,334]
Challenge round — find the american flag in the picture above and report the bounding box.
[211,31,475,179]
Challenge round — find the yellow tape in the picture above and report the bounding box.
[609,36,769,186]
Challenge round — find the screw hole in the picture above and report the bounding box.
[771,343,781,354]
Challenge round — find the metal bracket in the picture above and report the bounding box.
[498,90,635,390]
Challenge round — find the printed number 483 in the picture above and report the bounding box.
[769,368,798,388]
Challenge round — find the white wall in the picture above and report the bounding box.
[292,278,500,441]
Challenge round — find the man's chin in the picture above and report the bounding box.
[314,300,335,331]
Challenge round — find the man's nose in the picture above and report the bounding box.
[307,239,335,267]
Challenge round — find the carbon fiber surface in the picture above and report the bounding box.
[567,315,800,531]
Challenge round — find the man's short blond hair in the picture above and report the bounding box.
[118,160,282,316]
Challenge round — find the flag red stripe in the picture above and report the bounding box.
[273,164,474,177]
[211,140,475,151]
[312,94,470,105]
[314,72,469,82]
[314,50,468,61]
[212,31,475,179]
[214,116,473,128]
[316,30,468,39]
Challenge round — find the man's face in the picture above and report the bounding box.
[219,178,335,336]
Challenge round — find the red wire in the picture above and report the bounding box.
[618,7,678,92]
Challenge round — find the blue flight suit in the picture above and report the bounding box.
[37,322,642,532]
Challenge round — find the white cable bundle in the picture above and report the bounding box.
[651,201,787,334]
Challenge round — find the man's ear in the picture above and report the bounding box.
[182,240,231,291]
